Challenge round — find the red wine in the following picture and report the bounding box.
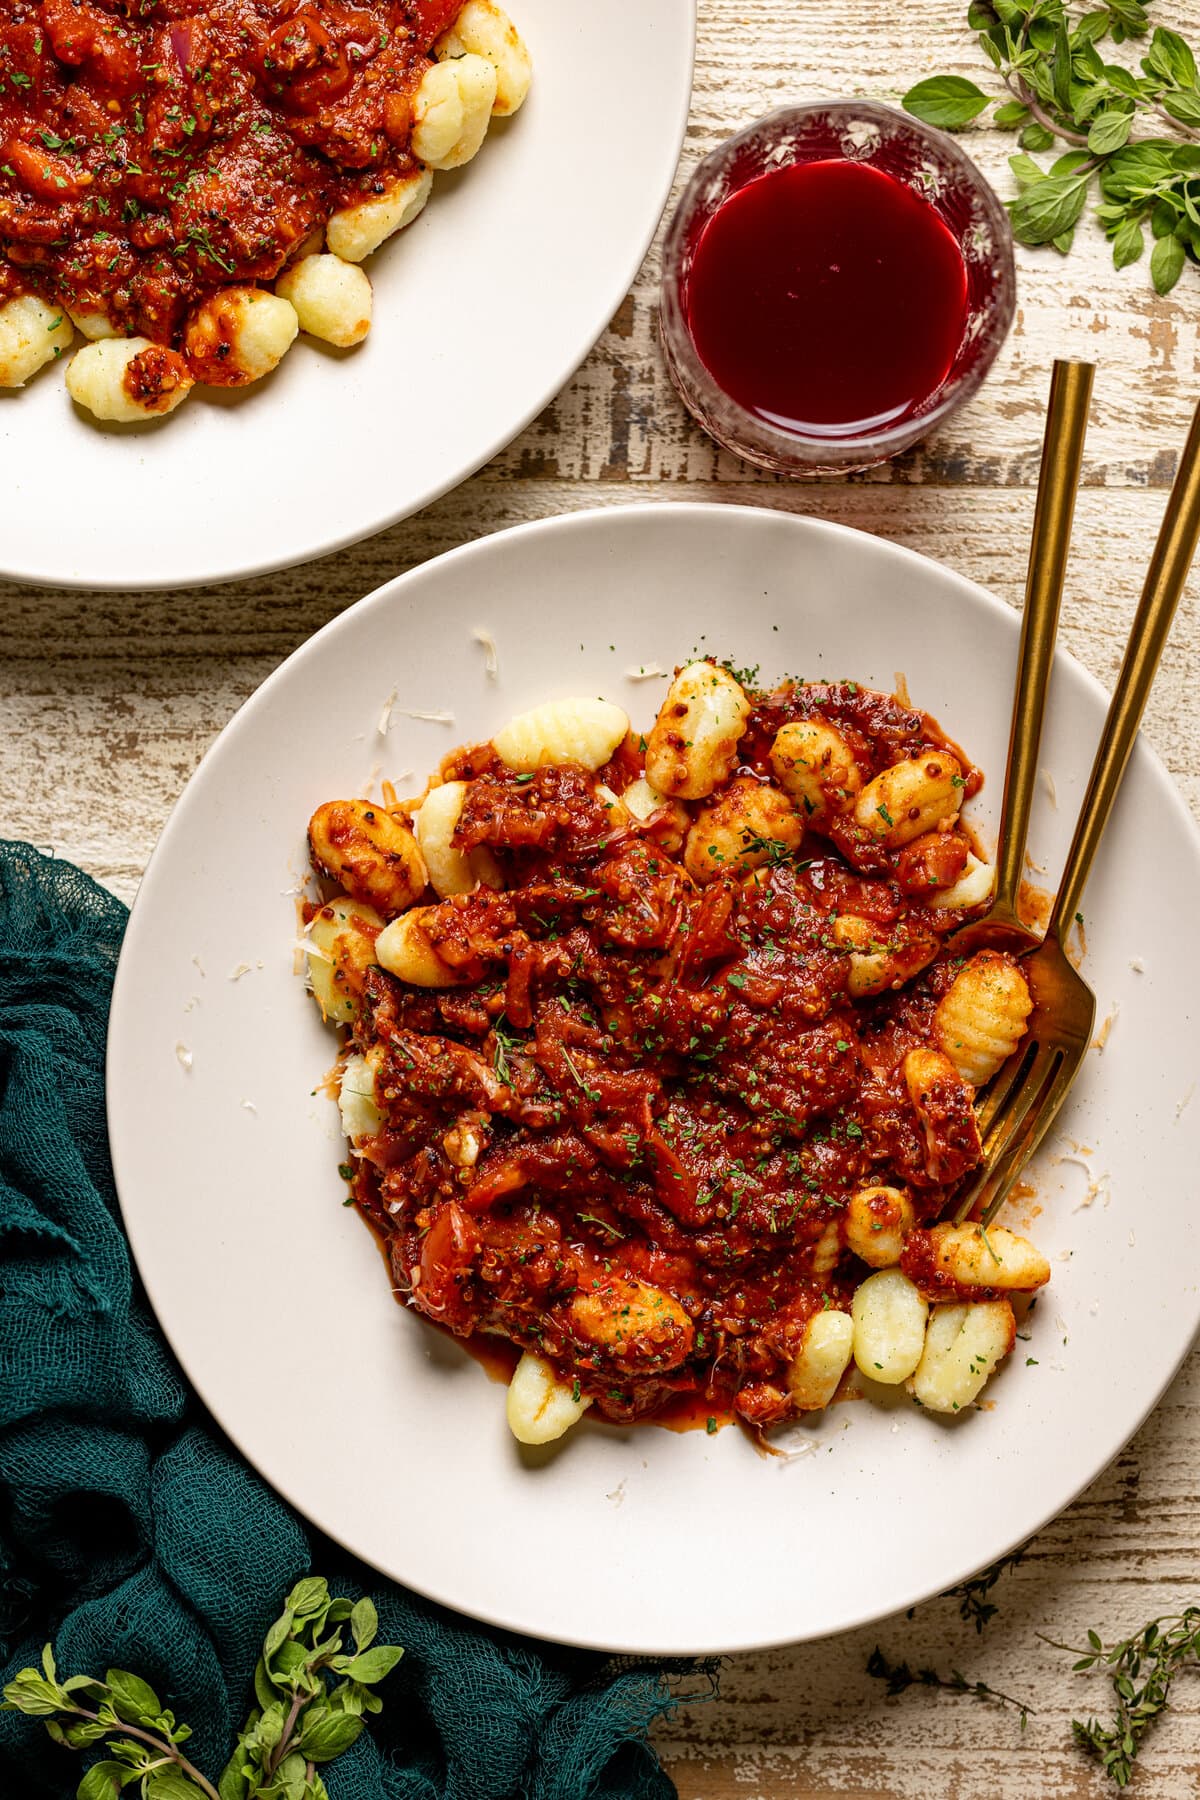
[685,158,969,438]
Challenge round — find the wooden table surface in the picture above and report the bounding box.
[5,2,1200,1794]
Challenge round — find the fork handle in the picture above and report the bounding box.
[1049,395,1200,941]
[991,360,1094,926]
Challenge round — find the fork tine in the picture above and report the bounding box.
[956,1050,1062,1225]
[978,1048,1084,1227]
[975,1037,1039,1137]
[978,1040,1058,1159]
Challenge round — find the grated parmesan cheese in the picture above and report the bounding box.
[473,627,499,679]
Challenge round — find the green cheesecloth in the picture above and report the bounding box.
[0,841,705,1800]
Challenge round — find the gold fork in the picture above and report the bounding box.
[953,387,1200,1226]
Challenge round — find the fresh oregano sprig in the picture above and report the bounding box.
[1,1577,403,1800]
[1043,1606,1200,1787]
[903,0,1200,292]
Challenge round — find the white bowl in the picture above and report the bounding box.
[108,504,1200,1652]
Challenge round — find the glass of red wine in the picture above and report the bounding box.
[660,101,1016,475]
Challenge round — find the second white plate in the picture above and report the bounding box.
[1,3,695,589]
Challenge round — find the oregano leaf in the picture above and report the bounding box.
[1151,230,1186,292]
[1009,168,1092,243]
[1112,215,1145,266]
[902,75,991,128]
[76,1763,130,1800]
[1088,109,1133,153]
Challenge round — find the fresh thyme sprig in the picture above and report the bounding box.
[1,1577,403,1800]
[1044,1606,1200,1787]
[866,1646,1035,1727]
[903,0,1200,291]
[940,1545,1029,1631]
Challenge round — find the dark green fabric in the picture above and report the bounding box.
[0,842,701,1800]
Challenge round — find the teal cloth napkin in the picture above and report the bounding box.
[0,842,696,1800]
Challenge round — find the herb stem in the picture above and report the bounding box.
[266,1687,311,1778]
[1012,75,1090,145]
[68,1704,221,1800]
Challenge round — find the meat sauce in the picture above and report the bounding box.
[336,678,996,1432]
[0,0,456,340]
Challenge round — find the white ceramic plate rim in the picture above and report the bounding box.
[2,7,695,592]
[108,504,1200,1652]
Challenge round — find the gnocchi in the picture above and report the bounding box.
[683,778,802,884]
[832,914,939,998]
[851,1268,928,1384]
[787,1310,855,1412]
[770,719,862,823]
[306,896,384,1023]
[843,1186,914,1268]
[183,288,299,388]
[275,256,373,349]
[645,662,752,799]
[934,951,1033,1085]
[621,777,690,851]
[325,167,434,265]
[411,55,498,170]
[376,907,470,988]
[437,0,533,117]
[65,337,193,424]
[506,1352,591,1445]
[308,800,428,918]
[908,1300,1016,1414]
[0,296,72,387]
[492,697,629,772]
[854,752,964,848]
[338,1049,384,1144]
[415,781,503,897]
[905,1224,1051,1295]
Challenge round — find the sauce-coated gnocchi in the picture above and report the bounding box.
[303,659,1055,1446]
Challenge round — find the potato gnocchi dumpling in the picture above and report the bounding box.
[411,54,498,170]
[908,1301,1016,1414]
[906,1223,1051,1295]
[506,1352,591,1445]
[308,800,428,918]
[66,338,193,423]
[843,1186,914,1268]
[276,256,373,349]
[376,907,468,988]
[645,661,751,799]
[415,781,503,897]
[184,288,299,388]
[770,719,862,823]
[854,752,964,847]
[437,0,533,116]
[935,950,1033,1086]
[306,896,384,1023]
[492,697,629,772]
[338,1049,384,1145]
[0,296,72,387]
[621,777,690,851]
[852,1268,929,1385]
[929,852,994,911]
[305,659,1057,1442]
[832,914,940,999]
[325,167,434,265]
[683,777,802,884]
[787,1310,855,1412]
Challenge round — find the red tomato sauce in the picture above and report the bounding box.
[332,677,1001,1433]
[0,1,452,340]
